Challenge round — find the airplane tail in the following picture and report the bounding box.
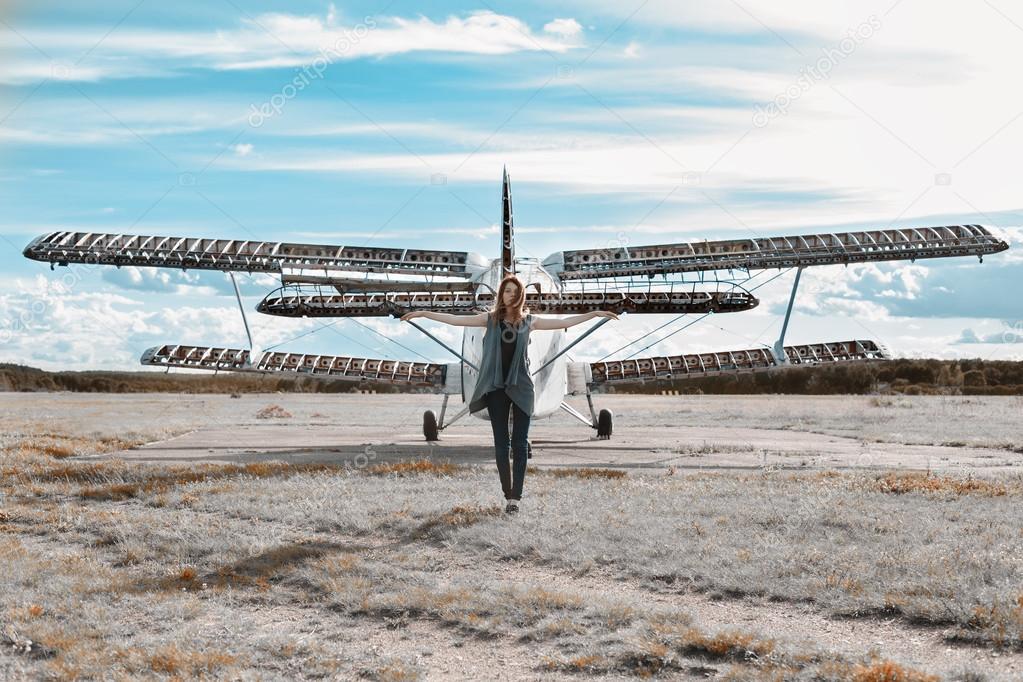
[502,166,514,277]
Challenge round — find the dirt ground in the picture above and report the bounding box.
[2,392,1022,680]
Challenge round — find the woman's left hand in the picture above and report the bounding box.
[592,310,619,320]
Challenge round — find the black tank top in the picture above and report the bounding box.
[499,319,517,380]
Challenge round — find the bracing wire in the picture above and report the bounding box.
[260,315,430,362]
[595,270,768,362]
[262,320,345,353]
[346,317,434,362]
[615,268,793,361]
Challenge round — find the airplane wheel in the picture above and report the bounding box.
[509,442,533,459]
[423,410,439,442]
[596,408,613,440]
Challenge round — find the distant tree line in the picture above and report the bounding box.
[606,358,1023,395]
[0,364,399,394]
[2,359,1021,395]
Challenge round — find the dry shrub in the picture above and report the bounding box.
[545,625,777,677]
[517,587,584,611]
[825,574,865,596]
[148,644,238,676]
[255,404,292,419]
[436,504,501,528]
[11,433,145,462]
[71,461,345,501]
[527,466,626,480]
[850,660,940,682]
[561,654,608,672]
[366,459,460,476]
[133,542,345,594]
[680,628,760,658]
[621,639,672,676]
[361,661,422,682]
[413,505,501,539]
[965,598,1023,648]
[872,472,1008,497]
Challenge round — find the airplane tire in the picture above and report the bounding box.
[508,441,533,460]
[596,409,613,440]
[424,410,439,442]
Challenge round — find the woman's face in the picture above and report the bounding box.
[502,283,519,306]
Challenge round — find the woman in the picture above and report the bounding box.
[401,275,618,514]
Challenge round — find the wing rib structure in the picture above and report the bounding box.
[545,225,1008,281]
[140,344,447,388]
[257,288,758,317]
[588,339,888,386]
[23,231,482,286]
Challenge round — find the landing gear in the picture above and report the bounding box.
[559,394,614,441]
[423,410,439,442]
[508,441,533,461]
[596,409,613,440]
[420,396,471,442]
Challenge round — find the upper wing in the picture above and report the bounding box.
[543,225,1008,281]
[23,231,489,291]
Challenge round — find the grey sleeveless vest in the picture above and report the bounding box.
[468,312,535,417]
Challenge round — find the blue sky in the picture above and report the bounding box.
[1,0,1021,371]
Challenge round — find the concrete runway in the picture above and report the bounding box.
[89,394,1022,476]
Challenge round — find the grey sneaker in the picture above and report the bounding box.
[504,499,520,514]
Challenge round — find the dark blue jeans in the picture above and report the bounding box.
[485,389,530,500]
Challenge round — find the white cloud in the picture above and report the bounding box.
[0,9,583,79]
[543,18,583,38]
[232,143,254,156]
[0,274,324,371]
[958,323,1023,345]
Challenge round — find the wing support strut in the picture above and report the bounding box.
[230,272,261,364]
[440,401,472,430]
[405,319,480,371]
[559,401,595,428]
[772,266,803,365]
[531,317,612,376]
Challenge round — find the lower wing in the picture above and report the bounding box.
[569,339,887,389]
[141,344,460,393]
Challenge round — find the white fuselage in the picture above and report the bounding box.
[460,258,568,420]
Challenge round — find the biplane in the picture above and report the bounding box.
[22,169,1010,441]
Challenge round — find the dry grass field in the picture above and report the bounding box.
[1,393,1022,680]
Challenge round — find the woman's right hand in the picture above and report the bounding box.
[400,310,427,321]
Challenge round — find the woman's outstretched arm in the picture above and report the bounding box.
[532,310,619,331]
[399,310,488,327]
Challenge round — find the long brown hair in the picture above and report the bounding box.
[490,275,530,326]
